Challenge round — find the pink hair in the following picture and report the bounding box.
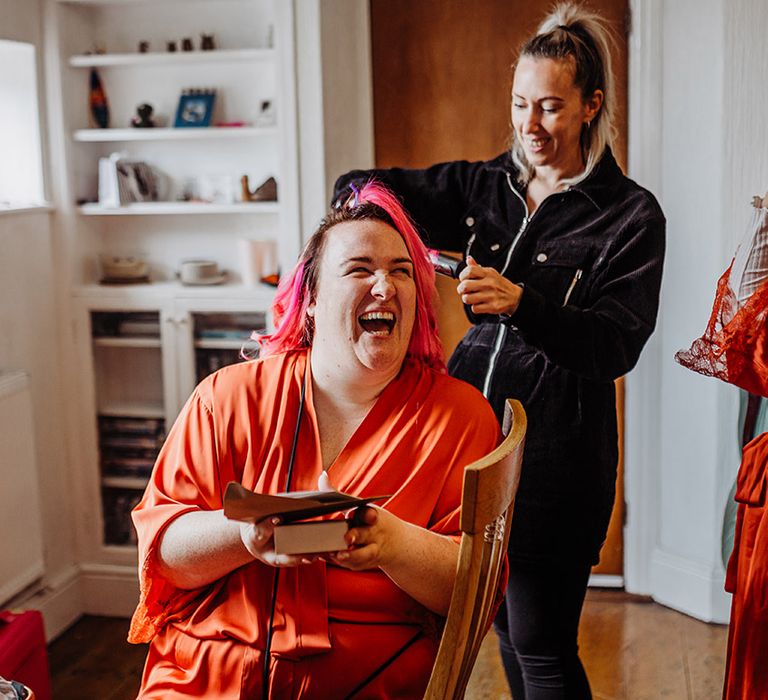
[260,181,446,371]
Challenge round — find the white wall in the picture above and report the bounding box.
[627,0,768,622]
[0,0,80,638]
[295,0,374,239]
[723,2,768,226]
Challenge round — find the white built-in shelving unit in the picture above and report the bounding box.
[45,0,301,572]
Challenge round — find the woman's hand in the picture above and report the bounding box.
[328,506,404,571]
[328,505,459,615]
[457,255,523,316]
[240,516,316,567]
[239,516,310,568]
[240,470,338,568]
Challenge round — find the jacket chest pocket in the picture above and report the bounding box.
[463,213,520,270]
[526,248,595,307]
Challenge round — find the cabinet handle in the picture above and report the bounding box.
[177,316,189,325]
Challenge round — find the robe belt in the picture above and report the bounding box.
[270,562,332,660]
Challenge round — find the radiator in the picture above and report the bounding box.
[0,371,45,605]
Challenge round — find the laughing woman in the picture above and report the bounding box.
[127,182,500,698]
[333,4,665,697]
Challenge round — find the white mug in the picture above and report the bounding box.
[179,259,221,285]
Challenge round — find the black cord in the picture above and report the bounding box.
[261,367,307,699]
[342,629,423,700]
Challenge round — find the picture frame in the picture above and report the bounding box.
[173,89,216,128]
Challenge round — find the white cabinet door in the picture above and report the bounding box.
[75,294,272,560]
[171,298,271,407]
[76,299,175,561]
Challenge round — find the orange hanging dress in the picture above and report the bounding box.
[128,349,501,699]
[723,433,768,699]
[677,268,768,699]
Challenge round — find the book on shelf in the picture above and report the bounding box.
[101,456,156,479]
[99,415,164,436]
[118,320,161,337]
[99,434,164,450]
[91,312,160,338]
[196,329,251,340]
[223,482,389,555]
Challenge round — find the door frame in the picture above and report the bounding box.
[623,0,663,596]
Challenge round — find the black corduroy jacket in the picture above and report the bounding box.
[333,149,665,566]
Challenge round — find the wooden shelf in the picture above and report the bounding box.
[69,48,273,68]
[98,403,165,419]
[73,126,277,142]
[78,201,279,216]
[101,476,149,490]
[93,336,161,348]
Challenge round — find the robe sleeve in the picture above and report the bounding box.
[128,383,226,643]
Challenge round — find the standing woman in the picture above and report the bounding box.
[333,3,665,697]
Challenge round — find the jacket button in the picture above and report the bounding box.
[490,243,500,251]
[536,252,548,263]
[465,216,475,227]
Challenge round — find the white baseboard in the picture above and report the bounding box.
[650,547,731,623]
[8,564,139,640]
[79,563,139,617]
[8,565,83,641]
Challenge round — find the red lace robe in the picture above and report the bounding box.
[676,251,768,699]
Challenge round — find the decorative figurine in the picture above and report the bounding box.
[166,40,177,52]
[131,103,155,128]
[254,100,276,127]
[240,175,277,202]
[181,37,194,51]
[200,33,216,50]
[138,40,150,53]
[88,68,110,129]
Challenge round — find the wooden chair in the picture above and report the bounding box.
[424,399,526,700]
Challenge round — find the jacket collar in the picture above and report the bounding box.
[499,147,623,212]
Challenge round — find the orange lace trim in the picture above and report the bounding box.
[675,263,768,397]
[127,544,174,644]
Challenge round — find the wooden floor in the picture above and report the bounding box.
[48,589,728,699]
[466,589,728,700]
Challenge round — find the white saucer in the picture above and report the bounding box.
[180,272,228,286]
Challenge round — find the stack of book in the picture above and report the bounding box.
[92,311,161,338]
[99,415,165,480]
[102,489,144,546]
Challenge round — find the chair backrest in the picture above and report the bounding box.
[424,399,526,700]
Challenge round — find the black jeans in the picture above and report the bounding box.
[493,561,593,699]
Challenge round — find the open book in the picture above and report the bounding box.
[223,482,389,555]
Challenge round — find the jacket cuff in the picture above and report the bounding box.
[505,283,547,332]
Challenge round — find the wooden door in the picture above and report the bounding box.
[370,0,628,576]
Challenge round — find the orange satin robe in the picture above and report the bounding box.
[723,432,768,699]
[128,349,500,699]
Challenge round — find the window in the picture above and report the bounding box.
[0,40,45,209]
